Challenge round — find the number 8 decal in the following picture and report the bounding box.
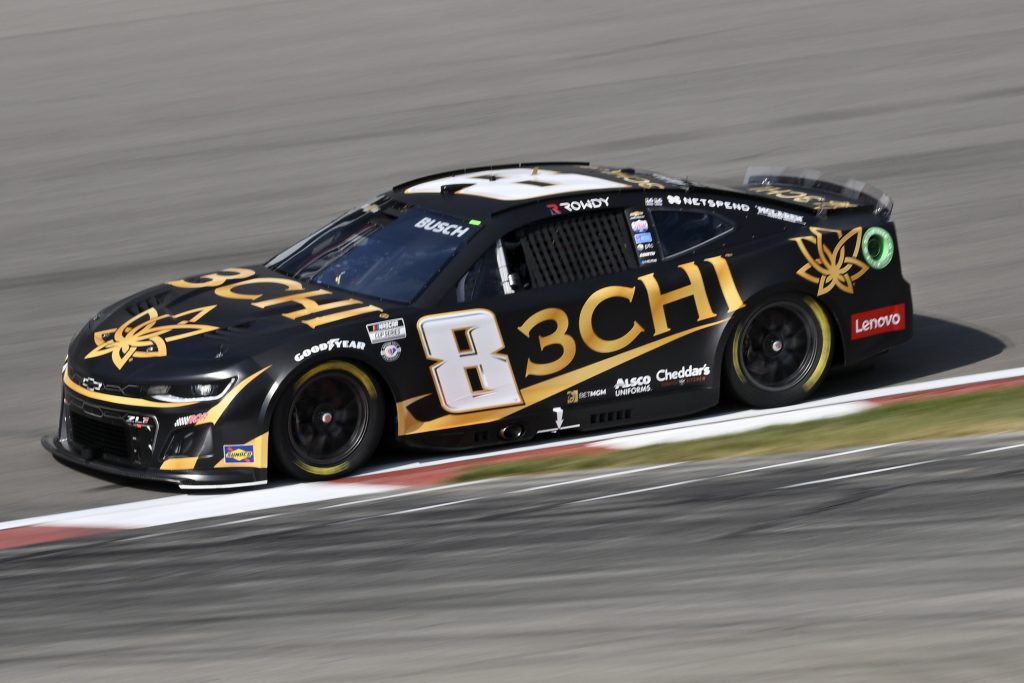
[418,309,523,414]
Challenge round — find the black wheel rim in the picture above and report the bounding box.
[739,302,819,392]
[286,372,369,467]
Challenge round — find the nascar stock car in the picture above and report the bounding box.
[44,163,912,489]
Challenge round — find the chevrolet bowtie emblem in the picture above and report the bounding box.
[85,306,218,370]
[791,226,869,296]
[81,377,104,392]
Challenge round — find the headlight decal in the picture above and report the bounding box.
[198,366,271,425]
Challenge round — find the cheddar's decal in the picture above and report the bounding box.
[85,306,218,370]
[168,268,384,328]
[792,227,869,296]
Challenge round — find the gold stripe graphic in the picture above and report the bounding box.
[397,318,729,435]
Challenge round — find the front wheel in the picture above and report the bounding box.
[271,361,384,480]
[725,295,833,408]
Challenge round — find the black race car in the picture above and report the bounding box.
[44,163,912,489]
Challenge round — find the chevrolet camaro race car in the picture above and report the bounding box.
[44,163,912,489]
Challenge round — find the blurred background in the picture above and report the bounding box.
[1,0,1023,679]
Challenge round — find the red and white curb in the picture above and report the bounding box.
[3,366,1023,550]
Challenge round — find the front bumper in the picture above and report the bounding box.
[42,434,266,489]
[47,367,272,490]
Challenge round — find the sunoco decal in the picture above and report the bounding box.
[222,444,255,464]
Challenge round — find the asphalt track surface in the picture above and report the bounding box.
[1,0,1023,678]
[2,434,1023,681]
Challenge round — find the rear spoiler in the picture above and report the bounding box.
[743,166,893,218]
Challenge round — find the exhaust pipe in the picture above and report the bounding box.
[498,424,524,441]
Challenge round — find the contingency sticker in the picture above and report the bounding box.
[222,444,255,464]
[366,318,406,344]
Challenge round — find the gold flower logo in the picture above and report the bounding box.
[792,227,869,296]
[85,306,219,370]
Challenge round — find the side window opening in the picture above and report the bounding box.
[650,210,734,259]
[456,210,640,302]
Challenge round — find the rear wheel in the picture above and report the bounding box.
[271,361,383,480]
[726,295,832,408]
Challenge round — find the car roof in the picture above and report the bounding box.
[388,162,687,219]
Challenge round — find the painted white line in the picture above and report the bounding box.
[383,498,483,516]
[597,403,870,449]
[966,443,1024,456]
[719,444,898,477]
[318,481,482,510]
[781,460,940,489]
[356,366,1024,479]
[569,445,897,504]
[510,463,683,494]
[573,478,708,504]
[209,513,281,527]
[0,482,400,532]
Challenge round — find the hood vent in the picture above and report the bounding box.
[124,292,169,316]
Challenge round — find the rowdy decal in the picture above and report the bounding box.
[792,227,869,296]
[168,268,383,329]
[85,306,219,370]
[546,197,610,215]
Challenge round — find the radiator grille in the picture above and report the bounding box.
[69,411,131,460]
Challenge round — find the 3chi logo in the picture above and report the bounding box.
[791,227,869,296]
[85,306,219,370]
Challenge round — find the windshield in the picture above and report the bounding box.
[267,201,478,303]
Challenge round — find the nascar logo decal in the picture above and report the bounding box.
[222,444,255,464]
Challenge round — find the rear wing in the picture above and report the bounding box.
[743,166,893,218]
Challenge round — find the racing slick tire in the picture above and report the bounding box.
[271,361,384,480]
[725,294,833,409]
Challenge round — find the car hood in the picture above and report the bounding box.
[67,265,391,382]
